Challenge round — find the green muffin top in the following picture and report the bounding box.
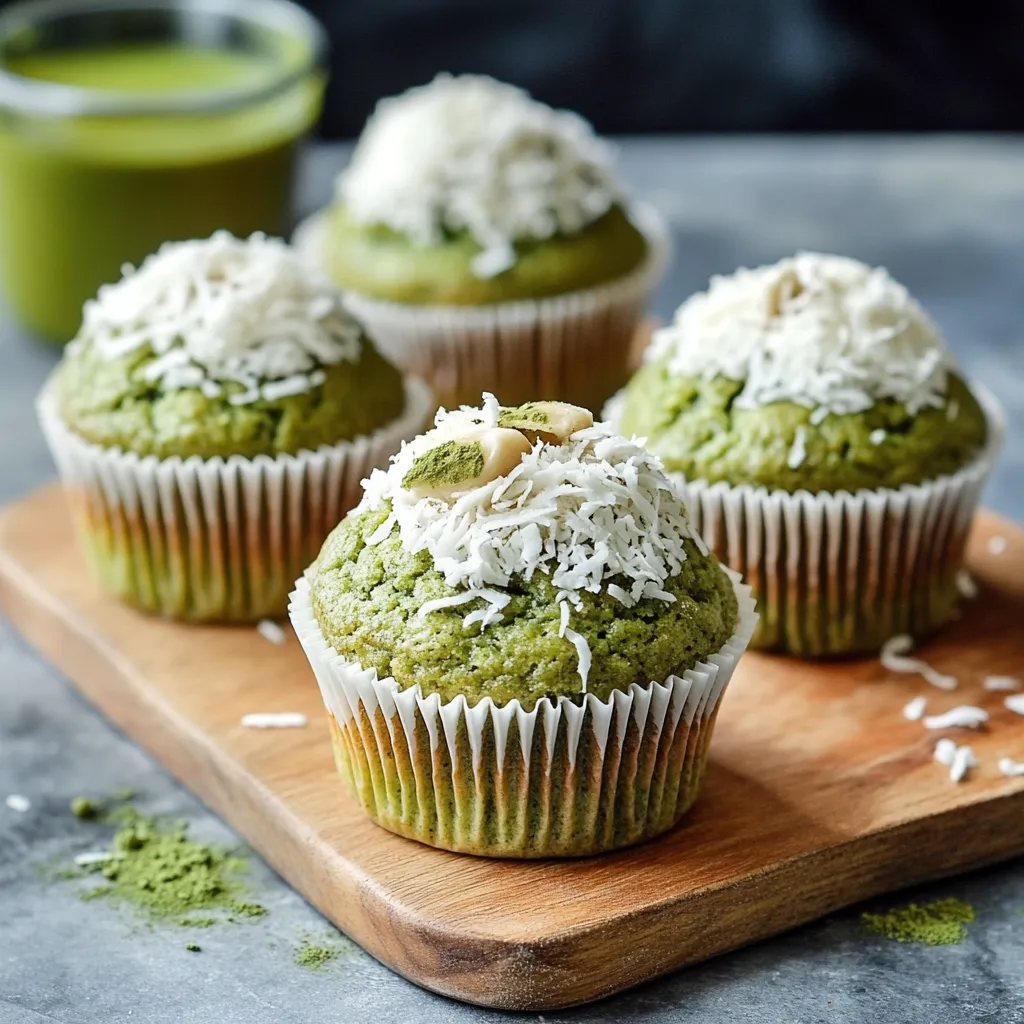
[610,253,988,493]
[56,231,406,459]
[309,396,741,709]
[325,73,649,304]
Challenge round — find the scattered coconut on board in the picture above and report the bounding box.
[256,620,287,645]
[983,675,1020,692]
[240,713,307,729]
[934,738,978,783]
[880,635,957,690]
[902,696,928,721]
[998,758,1024,778]
[988,535,1008,555]
[922,706,989,730]
[1005,694,1024,717]
[5,794,30,812]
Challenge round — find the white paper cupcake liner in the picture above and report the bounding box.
[36,376,435,621]
[288,572,757,858]
[294,203,670,411]
[608,383,1004,656]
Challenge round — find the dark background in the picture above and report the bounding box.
[300,0,1024,137]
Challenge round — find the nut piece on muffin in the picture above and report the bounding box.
[608,252,1003,657]
[39,231,433,621]
[296,74,668,410]
[290,394,757,857]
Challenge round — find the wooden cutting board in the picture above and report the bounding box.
[2,484,1024,1011]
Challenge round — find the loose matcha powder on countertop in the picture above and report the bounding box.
[863,898,977,946]
[77,808,266,923]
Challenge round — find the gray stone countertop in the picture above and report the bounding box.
[2,137,1023,1024]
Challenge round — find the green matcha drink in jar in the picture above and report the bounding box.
[0,0,326,342]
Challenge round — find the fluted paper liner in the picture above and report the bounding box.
[294,203,670,411]
[609,383,1004,656]
[36,377,435,622]
[288,573,757,858]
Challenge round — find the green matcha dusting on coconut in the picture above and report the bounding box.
[498,402,550,427]
[862,898,976,946]
[311,394,739,707]
[402,439,484,490]
[611,253,988,493]
[75,809,266,924]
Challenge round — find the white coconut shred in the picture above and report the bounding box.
[337,74,621,278]
[359,396,704,690]
[645,253,956,423]
[72,232,363,405]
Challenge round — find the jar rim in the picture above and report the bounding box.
[0,0,328,118]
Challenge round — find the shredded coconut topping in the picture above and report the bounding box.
[73,232,364,404]
[999,757,1024,778]
[338,74,621,276]
[358,396,701,690]
[880,635,957,691]
[646,253,955,421]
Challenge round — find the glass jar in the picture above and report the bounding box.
[0,0,327,341]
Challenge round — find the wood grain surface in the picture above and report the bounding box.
[2,484,1023,1011]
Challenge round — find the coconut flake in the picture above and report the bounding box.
[256,620,287,645]
[1005,694,1024,716]
[949,745,978,783]
[240,713,307,729]
[563,628,591,693]
[74,851,124,867]
[947,399,960,422]
[956,570,979,600]
[646,253,955,421]
[74,232,364,403]
[870,428,886,445]
[360,398,700,690]
[922,706,989,730]
[989,535,1008,555]
[902,696,928,721]
[998,757,1024,777]
[338,74,620,268]
[880,635,957,691]
[787,427,807,470]
[983,675,1020,692]
[4,794,30,812]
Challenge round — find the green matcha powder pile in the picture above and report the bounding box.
[862,898,976,946]
[76,808,266,925]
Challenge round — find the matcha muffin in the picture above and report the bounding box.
[607,253,1003,656]
[295,73,668,410]
[289,396,757,857]
[38,231,434,621]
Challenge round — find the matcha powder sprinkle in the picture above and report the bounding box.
[294,940,341,971]
[862,897,976,946]
[79,810,265,923]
